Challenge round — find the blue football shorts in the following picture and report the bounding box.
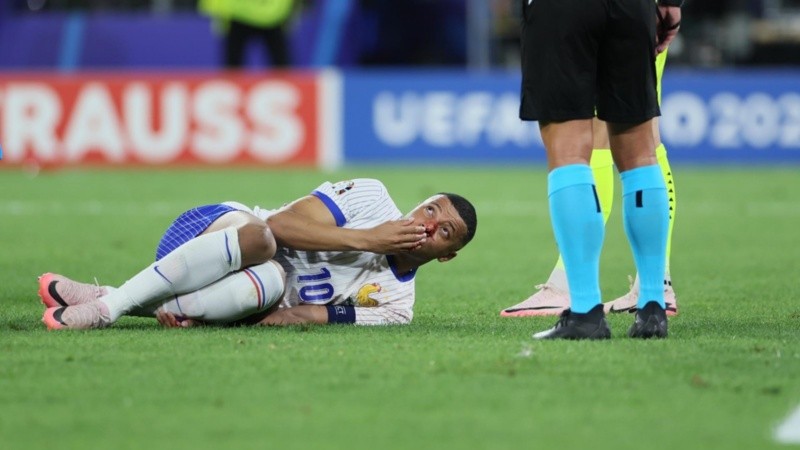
[155,204,238,261]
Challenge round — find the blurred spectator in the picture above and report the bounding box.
[5,0,800,68]
[199,0,298,68]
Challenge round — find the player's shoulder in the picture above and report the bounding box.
[327,178,390,196]
[350,178,388,191]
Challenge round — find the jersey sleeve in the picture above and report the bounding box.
[353,303,414,326]
[352,275,415,325]
[310,179,399,227]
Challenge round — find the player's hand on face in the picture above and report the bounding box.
[366,218,427,253]
[656,5,681,54]
[156,309,198,328]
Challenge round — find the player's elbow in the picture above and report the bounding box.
[376,308,414,326]
[393,307,413,325]
[394,313,413,325]
[265,215,288,247]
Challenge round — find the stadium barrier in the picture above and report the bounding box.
[1,69,798,167]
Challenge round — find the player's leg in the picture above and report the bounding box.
[155,260,286,324]
[609,122,669,338]
[602,125,678,314]
[43,205,277,330]
[135,210,284,321]
[656,131,678,307]
[36,209,277,309]
[499,118,613,317]
[520,0,610,340]
[262,25,290,67]
[603,48,678,316]
[653,47,678,306]
[599,0,667,338]
[541,120,605,315]
[531,120,610,339]
[224,20,249,68]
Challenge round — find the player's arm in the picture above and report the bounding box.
[153,307,326,327]
[254,303,413,326]
[656,0,682,54]
[256,304,330,325]
[266,195,426,254]
[157,303,412,327]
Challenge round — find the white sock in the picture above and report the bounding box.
[101,227,242,321]
[159,261,285,323]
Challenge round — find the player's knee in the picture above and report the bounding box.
[238,222,277,266]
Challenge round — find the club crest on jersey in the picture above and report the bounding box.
[332,180,355,195]
[354,283,381,307]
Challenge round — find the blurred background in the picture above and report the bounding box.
[1,0,799,167]
[4,0,800,69]
[0,0,470,69]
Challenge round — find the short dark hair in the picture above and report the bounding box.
[439,193,477,247]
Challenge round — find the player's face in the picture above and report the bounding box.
[406,195,468,261]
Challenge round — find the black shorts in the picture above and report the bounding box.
[520,0,660,123]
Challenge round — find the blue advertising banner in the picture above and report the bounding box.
[343,70,545,164]
[343,70,800,164]
[660,70,800,163]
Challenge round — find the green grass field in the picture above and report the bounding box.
[1,166,799,450]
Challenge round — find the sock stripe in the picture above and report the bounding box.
[636,190,643,208]
[591,185,601,213]
[173,295,185,317]
[224,232,232,265]
[243,268,266,309]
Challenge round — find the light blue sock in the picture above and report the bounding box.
[548,164,604,314]
[620,165,669,309]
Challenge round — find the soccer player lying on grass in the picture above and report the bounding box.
[38,179,477,329]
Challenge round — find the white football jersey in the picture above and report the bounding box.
[230,179,416,325]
